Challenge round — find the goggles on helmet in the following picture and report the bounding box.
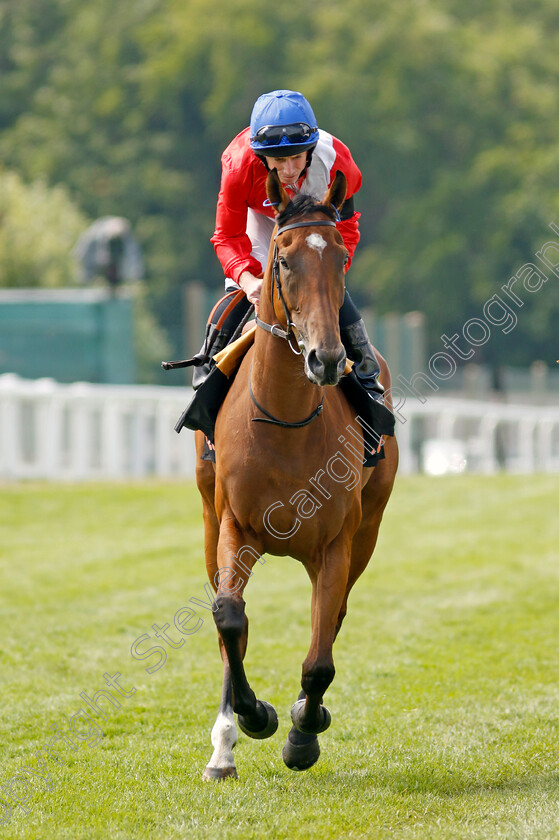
[251,122,317,147]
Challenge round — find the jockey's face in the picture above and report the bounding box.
[264,152,307,187]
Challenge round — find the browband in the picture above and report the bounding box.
[274,219,337,239]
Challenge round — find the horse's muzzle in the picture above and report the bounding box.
[306,346,347,386]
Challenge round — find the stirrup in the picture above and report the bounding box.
[355,372,385,401]
[339,369,395,467]
[174,365,231,441]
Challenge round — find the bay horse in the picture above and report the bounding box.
[195,169,398,779]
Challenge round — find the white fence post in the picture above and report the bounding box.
[0,374,20,478]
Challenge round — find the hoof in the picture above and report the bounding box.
[290,699,331,735]
[282,731,320,771]
[238,700,278,740]
[202,766,238,781]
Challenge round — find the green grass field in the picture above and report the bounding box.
[0,475,557,840]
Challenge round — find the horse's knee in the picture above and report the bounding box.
[301,659,335,698]
[213,594,247,643]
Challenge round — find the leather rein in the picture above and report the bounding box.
[251,217,337,429]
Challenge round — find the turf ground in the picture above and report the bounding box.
[0,475,557,840]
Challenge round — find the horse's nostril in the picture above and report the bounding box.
[307,349,323,374]
[307,346,345,385]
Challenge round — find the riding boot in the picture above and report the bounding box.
[191,324,231,390]
[174,290,253,444]
[189,288,253,389]
[340,319,385,400]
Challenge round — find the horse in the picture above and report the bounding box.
[195,169,399,779]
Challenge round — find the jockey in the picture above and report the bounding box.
[192,89,384,399]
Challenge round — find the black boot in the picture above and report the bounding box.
[173,291,253,444]
[191,290,253,389]
[191,324,231,390]
[340,319,385,400]
[174,322,234,443]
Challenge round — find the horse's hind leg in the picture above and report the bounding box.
[195,432,220,586]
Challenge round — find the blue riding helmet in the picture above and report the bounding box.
[250,90,319,157]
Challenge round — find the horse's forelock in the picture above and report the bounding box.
[276,194,336,228]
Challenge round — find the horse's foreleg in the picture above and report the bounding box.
[291,537,351,738]
[212,515,278,740]
[213,593,278,739]
[284,505,385,771]
[203,655,238,780]
[196,438,242,779]
[282,688,321,771]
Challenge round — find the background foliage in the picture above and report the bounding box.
[0,169,86,287]
[1,0,558,366]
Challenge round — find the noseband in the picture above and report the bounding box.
[251,217,337,429]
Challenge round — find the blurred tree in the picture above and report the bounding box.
[1,0,558,369]
[295,0,559,365]
[0,169,87,287]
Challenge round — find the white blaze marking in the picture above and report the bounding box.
[306,233,327,257]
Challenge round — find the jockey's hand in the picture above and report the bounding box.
[238,271,262,308]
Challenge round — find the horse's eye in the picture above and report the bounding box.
[279,256,289,270]
[343,253,349,266]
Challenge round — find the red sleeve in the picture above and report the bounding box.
[210,136,263,283]
[331,137,362,271]
[338,212,361,271]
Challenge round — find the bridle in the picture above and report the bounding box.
[251,216,337,429]
[255,218,337,349]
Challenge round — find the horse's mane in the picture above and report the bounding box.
[276,194,337,227]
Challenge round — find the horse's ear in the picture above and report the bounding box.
[323,171,347,213]
[266,169,291,216]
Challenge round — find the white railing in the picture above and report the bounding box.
[396,395,559,474]
[0,374,195,480]
[1,374,559,480]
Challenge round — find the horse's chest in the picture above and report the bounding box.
[218,443,361,551]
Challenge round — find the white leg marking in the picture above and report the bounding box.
[306,233,327,257]
[206,710,238,769]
